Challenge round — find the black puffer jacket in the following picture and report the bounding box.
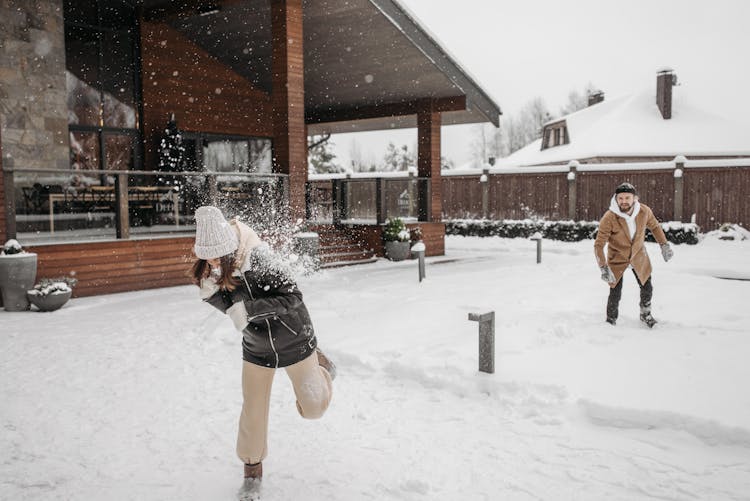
[204,247,317,368]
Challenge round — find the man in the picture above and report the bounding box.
[594,182,674,327]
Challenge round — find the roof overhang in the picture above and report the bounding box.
[141,0,501,134]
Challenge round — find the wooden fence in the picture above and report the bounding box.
[441,158,750,230]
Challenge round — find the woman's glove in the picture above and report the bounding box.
[660,243,673,262]
[600,265,616,284]
[199,277,220,299]
[227,301,249,331]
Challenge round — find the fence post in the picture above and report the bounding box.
[332,179,342,225]
[673,155,685,222]
[375,177,386,225]
[481,168,489,219]
[468,311,495,374]
[115,173,130,239]
[2,167,17,240]
[567,160,578,220]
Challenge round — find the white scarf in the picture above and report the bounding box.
[609,196,640,241]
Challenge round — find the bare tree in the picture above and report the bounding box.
[559,82,599,116]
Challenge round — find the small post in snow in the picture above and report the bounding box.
[412,241,426,282]
[468,311,495,374]
[529,232,543,264]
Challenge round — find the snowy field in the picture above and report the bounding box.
[2,234,750,501]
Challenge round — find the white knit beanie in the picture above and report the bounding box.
[193,206,239,259]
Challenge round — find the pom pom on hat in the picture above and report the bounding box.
[193,206,238,259]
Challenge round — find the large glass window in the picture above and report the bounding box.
[181,134,272,174]
[64,0,140,171]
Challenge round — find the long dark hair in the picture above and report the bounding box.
[191,254,240,291]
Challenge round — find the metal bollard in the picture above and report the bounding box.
[468,311,495,373]
[529,232,542,264]
[412,241,426,282]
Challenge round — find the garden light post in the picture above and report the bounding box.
[468,311,495,374]
[412,241,426,282]
[530,231,542,264]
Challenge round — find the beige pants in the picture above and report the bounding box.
[236,352,333,465]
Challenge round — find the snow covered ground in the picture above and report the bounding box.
[2,235,749,500]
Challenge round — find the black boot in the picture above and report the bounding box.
[640,306,657,328]
[606,317,617,326]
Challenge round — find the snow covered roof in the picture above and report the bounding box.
[501,88,750,166]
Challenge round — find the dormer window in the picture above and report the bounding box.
[541,120,569,150]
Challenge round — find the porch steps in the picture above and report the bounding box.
[314,226,378,268]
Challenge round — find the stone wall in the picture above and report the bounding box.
[0,0,69,172]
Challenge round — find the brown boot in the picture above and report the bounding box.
[239,463,262,500]
[244,462,262,479]
[316,348,337,381]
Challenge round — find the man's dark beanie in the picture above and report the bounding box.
[615,182,637,195]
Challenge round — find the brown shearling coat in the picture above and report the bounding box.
[594,203,668,288]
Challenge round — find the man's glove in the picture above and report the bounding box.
[660,243,673,262]
[199,277,219,299]
[600,265,616,284]
[227,301,249,331]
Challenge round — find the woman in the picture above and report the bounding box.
[191,206,335,495]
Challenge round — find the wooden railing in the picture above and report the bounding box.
[307,173,431,225]
[3,166,288,241]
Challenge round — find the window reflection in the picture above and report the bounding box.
[64,0,139,169]
[198,137,272,173]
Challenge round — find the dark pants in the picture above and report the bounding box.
[607,269,653,320]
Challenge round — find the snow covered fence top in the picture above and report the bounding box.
[442,157,750,176]
[310,158,750,181]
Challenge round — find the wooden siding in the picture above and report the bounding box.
[442,165,750,230]
[140,20,274,169]
[489,173,568,220]
[682,167,750,230]
[442,176,483,218]
[442,173,568,220]
[27,237,195,298]
[576,170,674,222]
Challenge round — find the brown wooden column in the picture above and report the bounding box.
[271,0,307,223]
[417,106,442,222]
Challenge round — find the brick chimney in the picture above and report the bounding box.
[587,90,604,106]
[656,68,677,119]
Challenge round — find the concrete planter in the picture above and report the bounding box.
[27,289,72,312]
[0,253,38,311]
[385,241,410,261]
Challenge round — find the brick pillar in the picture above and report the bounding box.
[271,0,307,223]
[417,107,442,222]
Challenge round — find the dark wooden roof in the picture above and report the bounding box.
[142,0,501,133]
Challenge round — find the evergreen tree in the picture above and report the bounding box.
[383,142,415,171]
[157,114,185,186]
[308,135,345,174]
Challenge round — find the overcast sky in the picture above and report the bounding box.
[329,0,750,169]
